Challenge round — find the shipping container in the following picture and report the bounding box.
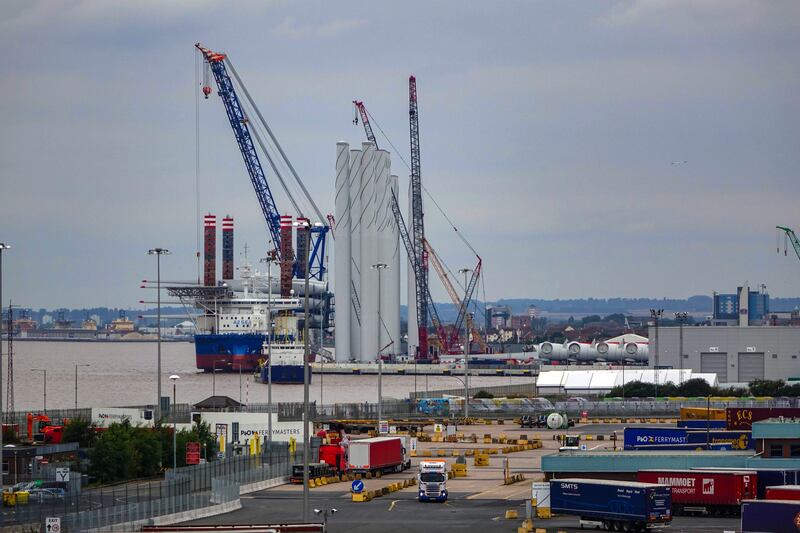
[726,407,800,430]
[680,407,726,420]
[692,467,800,499]
[623,427,752,450]
[741,500,800,533]
[550,478,672,530]
[347,437,408,474]
[677,420,727,429]
[766,485,800,501]
[637,469,756,515]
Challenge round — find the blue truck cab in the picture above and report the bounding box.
[550,478,672,531]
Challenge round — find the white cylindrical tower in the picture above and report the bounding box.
[334,142,351,362]
[388,174,401,358]
[376,151,392,357]
[348,148,364,361]
[406,177,418,356]
[359,142,378,361]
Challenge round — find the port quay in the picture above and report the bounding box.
[2,3,800,532]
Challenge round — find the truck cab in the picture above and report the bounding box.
[418,460,448,502]
[559,434,581,451]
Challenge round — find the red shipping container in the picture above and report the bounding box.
[766,485,800,501]
[726,407,800,430]
[637,470,757,514]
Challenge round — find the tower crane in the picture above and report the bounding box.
[777,226,800,262]
[196,43,329,280]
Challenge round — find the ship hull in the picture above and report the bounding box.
[195,333,265,371]
[259,364,309,385]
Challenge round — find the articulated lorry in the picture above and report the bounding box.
[347,437,411,476]
[417,460,447,502]
[550,479,672,531]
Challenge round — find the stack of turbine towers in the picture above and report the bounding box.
[334,141,401,362]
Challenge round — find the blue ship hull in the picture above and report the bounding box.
[195,333,265,371]
[259,364,309,385]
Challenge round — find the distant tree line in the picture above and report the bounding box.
[605,379,800,399]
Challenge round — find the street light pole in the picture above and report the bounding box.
[148,248,171,420]
[261,253,276,451]
[650,309,663,398]
[372,263,388,432]
[458,268,472,421]
[674,312,688,386]
[169,375,180,469]
[75,364,90,410]
[31,369,46,413]
[0,242,11,493]
[300,221,313,523]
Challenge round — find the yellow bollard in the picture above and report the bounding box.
[505,509,518,519]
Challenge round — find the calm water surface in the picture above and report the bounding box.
[9,341,533,410]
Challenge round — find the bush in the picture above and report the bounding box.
[473,390,494,399]
[62,418,98,448]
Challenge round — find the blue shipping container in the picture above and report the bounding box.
[623,427,752,450]
[550,479,672,526]
[741,500,800,533]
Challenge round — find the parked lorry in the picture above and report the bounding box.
[692,467,800,499]
[549,478,672,531]
[741,500,800,533]
[417,460,448,502]
[637,469,756,515]
[765,485,800,500]
[347,437,410,475]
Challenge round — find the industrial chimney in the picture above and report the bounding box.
[203,214,216,286]
[222,215,234,280]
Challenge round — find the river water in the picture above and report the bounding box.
[8,341,532,410]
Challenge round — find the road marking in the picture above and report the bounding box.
[465,483,512,500]
[388,500,400,511]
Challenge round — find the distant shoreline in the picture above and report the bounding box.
[7,337,192,343]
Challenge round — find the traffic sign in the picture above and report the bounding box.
[46,517,61,533]
[55,468,69,482]
[351,479,364,494]
[379,420,389,434]
[186,441,201,465]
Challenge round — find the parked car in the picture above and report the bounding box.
[28,488,65,502]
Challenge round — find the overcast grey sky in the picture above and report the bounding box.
[1,0,799,309]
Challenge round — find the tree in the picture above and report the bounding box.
[677,378,712,398]
[62,418,98,448]
[750,380,785,397]
[89,421,137,483]
[581,315,602,325]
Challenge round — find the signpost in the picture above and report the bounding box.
[351,479,364,494]
[45,517,61,533]
[186,441,201,465]
[55,468,69,483]
[379,420,389,435]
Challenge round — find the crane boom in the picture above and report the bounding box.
[196,44,282,252]
[353,101,377,145]
[777,226,800,262]
[409,76,430,361]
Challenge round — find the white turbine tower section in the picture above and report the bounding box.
[348,148,364,361]
[359,142,379,361]
[334,142,351,362]
[406,177,418,356]
[388,174,401,358]
[376,150,392,355]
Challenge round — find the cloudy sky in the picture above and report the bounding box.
[1,0,799,309]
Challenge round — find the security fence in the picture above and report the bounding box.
[1,446,294,531]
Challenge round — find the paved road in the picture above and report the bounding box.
[187,488,741,533]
